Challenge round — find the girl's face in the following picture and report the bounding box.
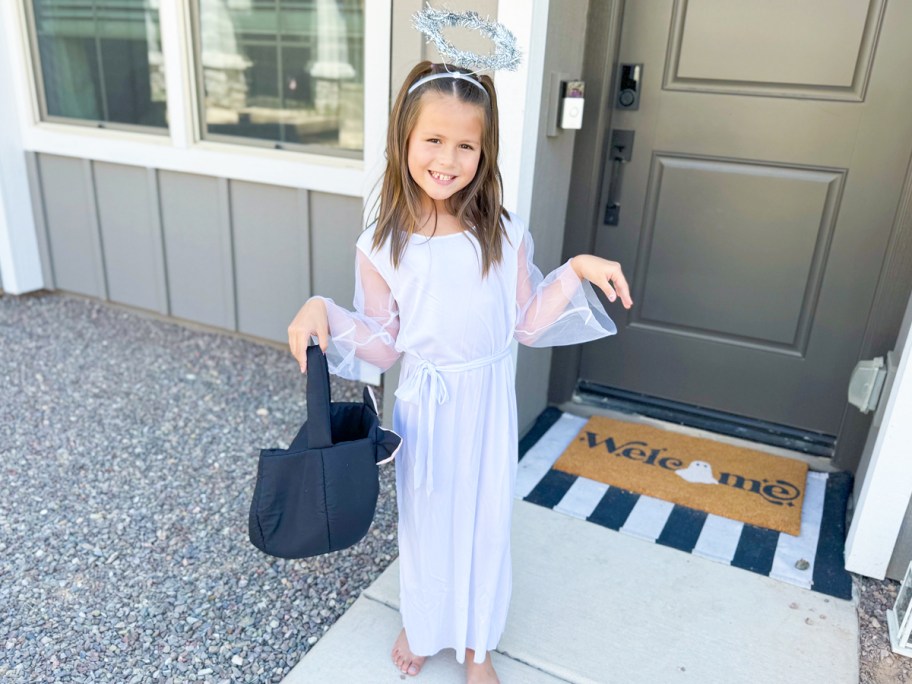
[407,92,484,215]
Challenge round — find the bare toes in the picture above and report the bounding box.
[391,628,427,676]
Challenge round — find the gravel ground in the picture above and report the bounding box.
[4,290,912,683]
[0,291,399,683]
[857,573,912,683]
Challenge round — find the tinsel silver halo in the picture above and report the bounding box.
[411,5,522,73]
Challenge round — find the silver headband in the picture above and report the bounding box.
[407,71,488,97]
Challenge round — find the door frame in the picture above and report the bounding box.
[550,0,912,473]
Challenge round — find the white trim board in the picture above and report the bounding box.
[496,0,549,221]
[846,291,912,578]
[360,0,391,228]
[496,0,551,384]
[0,2,42,294]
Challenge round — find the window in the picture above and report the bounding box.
[25,0,168,130]
[192,0,365,157]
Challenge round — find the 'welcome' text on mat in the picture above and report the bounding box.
[553,417,809,536]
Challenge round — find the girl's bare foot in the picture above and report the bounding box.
[464,648,500,684]
[391,627,427,676]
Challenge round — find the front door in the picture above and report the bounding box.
[577,0,912,436]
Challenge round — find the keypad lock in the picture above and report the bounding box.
[616,63,642,110]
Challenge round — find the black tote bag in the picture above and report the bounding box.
[248,344,401,559]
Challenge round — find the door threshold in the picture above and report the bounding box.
[572,382,837,463]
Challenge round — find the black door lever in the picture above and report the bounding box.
[604,129,634,225]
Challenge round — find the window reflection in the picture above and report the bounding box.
[28,0,167,129]
[197,0,364,155]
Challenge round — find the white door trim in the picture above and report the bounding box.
[845,290,912,578]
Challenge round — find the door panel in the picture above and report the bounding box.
[580,0,912,435]
[668,0,877,97]
[634,155,842,351]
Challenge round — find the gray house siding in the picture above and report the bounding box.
[232,181,311,343]
[159,172,235,330]
[30,151,361,348]
[36,154,106,299]
[95,162,168,315]
[309,191,363,320]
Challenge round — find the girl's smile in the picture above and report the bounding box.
[407,92,483,212]
[429,170,456,184]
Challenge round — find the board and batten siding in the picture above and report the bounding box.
[31,151,361,347]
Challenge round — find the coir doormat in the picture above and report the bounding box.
[551,415,809,536]
[516,409,854,600]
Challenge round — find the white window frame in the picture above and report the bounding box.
[3,0,390,199]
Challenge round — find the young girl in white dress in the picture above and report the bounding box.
[288,61,633,683]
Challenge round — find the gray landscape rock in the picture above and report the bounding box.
[0,292,399,683]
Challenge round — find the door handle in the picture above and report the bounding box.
[604,129,634,225]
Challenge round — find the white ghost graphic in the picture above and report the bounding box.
[675,460,719,485]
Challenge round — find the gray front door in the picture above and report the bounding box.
[578,0,912,435]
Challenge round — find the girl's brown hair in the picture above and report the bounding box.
[367,61,510,277]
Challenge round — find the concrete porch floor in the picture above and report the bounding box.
[283,496,858,683]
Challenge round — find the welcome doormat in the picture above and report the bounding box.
[516,409,854,600]
[552,415,809,535]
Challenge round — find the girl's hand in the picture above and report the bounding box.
[288,297,329,373]
[570,254,634,309]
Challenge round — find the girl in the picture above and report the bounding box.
[288,61,633,683]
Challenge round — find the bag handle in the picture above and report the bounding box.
[306,344,333,449]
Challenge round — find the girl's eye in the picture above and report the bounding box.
[428,138,440,143]
[461,144,474,150]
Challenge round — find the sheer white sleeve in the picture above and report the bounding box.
[514,227,617,347]
[310,246,401,380]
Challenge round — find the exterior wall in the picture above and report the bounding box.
[4,0,390,352]
[514,0,591,435]
[846,286,912,580]
[0,8,42,295]
[30,151,360,346]
[20,0,500,365]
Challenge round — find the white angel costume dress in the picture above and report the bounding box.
[312,211,616,665]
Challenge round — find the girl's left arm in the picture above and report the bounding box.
[514,226,632,347]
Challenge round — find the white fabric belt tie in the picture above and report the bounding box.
[394,346,513,496]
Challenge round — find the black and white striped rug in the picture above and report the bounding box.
[516,408,854,600]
